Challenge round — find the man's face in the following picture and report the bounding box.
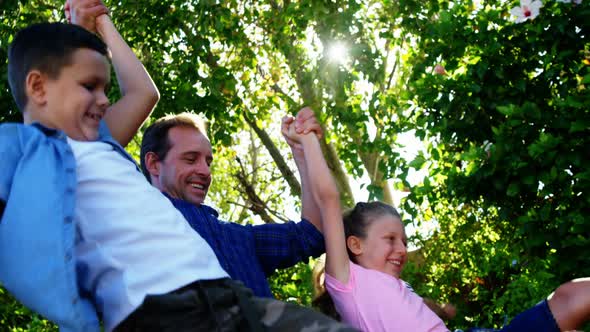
[157,126,213,206]
[41,48,111,141]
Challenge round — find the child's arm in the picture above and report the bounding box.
[67,0,160,147]
[285,123,350,283]
[97,14,160,146]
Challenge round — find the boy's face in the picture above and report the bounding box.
[39,48,110,141]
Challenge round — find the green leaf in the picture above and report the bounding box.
[507,183,520,197]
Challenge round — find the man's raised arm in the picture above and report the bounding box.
[282,107,324,232]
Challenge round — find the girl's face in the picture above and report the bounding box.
[352,214,407,278]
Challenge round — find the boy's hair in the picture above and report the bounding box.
[140,112,208,182]
[343,201,401,262]
[8,22,108,111]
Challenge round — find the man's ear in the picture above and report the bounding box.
[25,70,48,106]
[144,152,161,177]
[346,236,363,256]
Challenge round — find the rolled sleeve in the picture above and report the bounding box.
[253,218,325,275]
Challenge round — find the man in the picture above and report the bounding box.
[140,107,325,297]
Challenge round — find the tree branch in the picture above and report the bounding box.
[234,157,276,224]
[242,113,302,197]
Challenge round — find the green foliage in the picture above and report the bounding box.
[0,288,57,331]
[0,0,60,122]
[269,260,316,307]
[402,0,590,329]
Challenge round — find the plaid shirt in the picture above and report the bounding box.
[166,194,325,298]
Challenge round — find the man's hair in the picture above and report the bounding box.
[8,22,108,111]
[140,112,208,182]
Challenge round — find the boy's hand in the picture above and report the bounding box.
[65,0,109,33]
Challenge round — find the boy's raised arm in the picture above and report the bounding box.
[67,0,159,147]
[96,15,159,146]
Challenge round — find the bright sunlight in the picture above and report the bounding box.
[327,41,348,63]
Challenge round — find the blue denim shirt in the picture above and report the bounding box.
[0,121,136,332]
[167,194,325,297]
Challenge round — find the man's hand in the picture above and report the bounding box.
[64,0,109,33]
[281,116,302,150]
[283,107,324,231]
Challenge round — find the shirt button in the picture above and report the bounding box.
[64,216,73,224]
[66,187,74,194]
[65,252,72,261]
[72,298,78,305]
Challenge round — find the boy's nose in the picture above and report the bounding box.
[97,92,110,108]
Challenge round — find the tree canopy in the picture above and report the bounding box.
[1,0,589,330]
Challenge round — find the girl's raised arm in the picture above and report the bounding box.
[288,125,350,283]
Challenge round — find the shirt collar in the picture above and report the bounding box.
[161,191,220,218]
[30,120,113,142]
[31,122,66,139]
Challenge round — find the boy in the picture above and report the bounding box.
[0,1,354,332]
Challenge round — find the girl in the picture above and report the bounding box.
[282,117,590,332]
[283,119,449,331]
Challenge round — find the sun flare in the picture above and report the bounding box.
[327,41,348,64]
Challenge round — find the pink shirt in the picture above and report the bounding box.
[325,261,449,332]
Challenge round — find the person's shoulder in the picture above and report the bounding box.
[351,262,404,286]
[189,203,239,226]
[0,122,38,144]
[0,123,41,172]
[0,122,26,133]
[0,122,52,136]
[348,261,371,280]
[199,203,221,218]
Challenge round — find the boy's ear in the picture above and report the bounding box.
[25,70,48,106]
[346,236,363,256]
[144,152,161,177]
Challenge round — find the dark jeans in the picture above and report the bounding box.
[464,300,559,332]
[115,278,357,332]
